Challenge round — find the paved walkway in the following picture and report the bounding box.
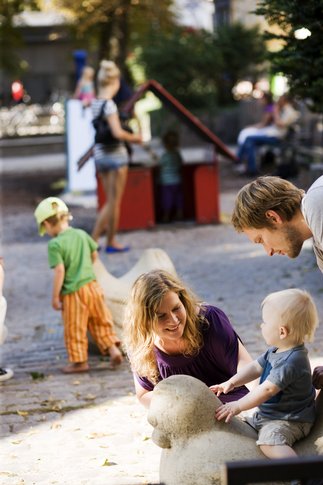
[1,157,322,484]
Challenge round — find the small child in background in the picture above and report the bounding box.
[0,257,14,382]
[34,197,123,374]
[211,288,318,460]
[74,66,95,107]
[158,130,184,223]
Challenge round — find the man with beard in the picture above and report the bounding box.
[231,175,323,390]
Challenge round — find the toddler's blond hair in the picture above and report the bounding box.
[262,288,319,345]
[81,66,94,81]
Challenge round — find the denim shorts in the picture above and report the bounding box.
[94,145,128,172]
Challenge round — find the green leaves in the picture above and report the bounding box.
[255,0,323,111]
[0,0,40,74]
[138,24,266,109]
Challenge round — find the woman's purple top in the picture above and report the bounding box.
[136,305,249,403]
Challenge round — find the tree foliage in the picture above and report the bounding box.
[137,27,220,110]
[214,23,267,105]
[138,24,266,109]
[52,0,175,73]
[255,0,323,111]
[0,0,39,75]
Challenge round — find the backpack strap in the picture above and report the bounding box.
[93,100,107,122]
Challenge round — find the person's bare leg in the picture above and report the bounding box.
[260,444,297,459]
[105,166,128,248]
[91,172,109,242]
[91,203,108,242]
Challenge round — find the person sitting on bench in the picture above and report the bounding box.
[236,94,299,176]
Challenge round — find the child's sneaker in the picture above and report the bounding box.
[0,367,13,382]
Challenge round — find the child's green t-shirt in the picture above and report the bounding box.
[48,227,98,295]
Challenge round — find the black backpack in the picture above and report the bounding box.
[92,100,119,145]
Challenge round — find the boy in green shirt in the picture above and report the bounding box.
[34,197,123,373]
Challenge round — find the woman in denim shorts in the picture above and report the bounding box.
[91,60,142,253]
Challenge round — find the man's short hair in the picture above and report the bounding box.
[231,176,304,232]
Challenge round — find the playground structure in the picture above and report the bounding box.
[96,79,238,230]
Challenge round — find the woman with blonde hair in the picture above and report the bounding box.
[91,60,142,253]
[123,269,253,408]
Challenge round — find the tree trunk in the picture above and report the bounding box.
[98,15,114,63]
[113,0,131,71]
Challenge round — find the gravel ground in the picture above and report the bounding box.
[0,156,322,485]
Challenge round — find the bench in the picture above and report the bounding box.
[259,120,323,180]
[221,455,323,485]
[258,125,301,178]
[296,146,323,183]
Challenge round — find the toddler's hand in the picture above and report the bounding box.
[210,379,234,396]
[52,297,62,311]
[215,402,240,423]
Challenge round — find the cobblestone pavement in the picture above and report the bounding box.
[0,159,322,485]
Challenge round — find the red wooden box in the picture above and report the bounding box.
[96,166,155,230]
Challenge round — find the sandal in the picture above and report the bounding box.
[105,246,130,254]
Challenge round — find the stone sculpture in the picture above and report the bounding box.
[148,374,323,485]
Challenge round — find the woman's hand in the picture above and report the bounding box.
[132,133,143,144]
[108,112,143,144]
[215,401,241,423]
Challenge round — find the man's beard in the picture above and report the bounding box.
[283,225,304,258]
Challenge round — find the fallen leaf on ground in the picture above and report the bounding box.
[16,410,29,416]
[30,371,45,380]
[102,458,117,467]
[87,432,109,439]
[50,422,62,429]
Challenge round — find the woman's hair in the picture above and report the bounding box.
[262,288,319,344]
[97,59,120,88]
[231,176,304,232]
[123,269,205,384]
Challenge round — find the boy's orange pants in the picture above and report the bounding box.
[61,280,119,363]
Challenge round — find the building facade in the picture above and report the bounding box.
[214,0,261,29]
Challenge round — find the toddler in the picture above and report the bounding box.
[211,288,318,459]
[34,197,123,373]
[74,66,95,107]
[158,130,183,222]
